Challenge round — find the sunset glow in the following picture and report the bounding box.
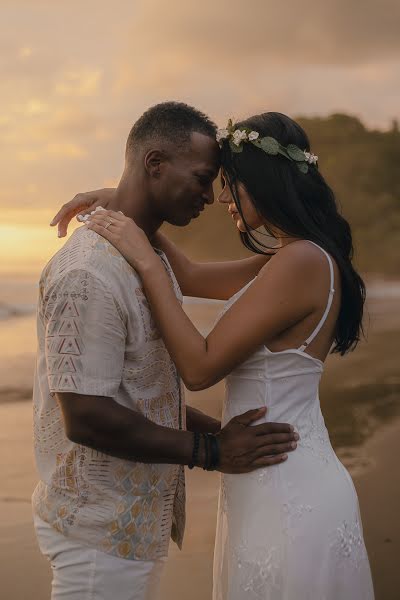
[1,0,400,276]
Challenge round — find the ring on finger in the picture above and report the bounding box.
[104,219,114,230]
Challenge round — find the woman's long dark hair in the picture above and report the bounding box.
[221,112,365,355]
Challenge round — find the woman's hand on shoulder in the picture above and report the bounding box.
[50,188,116,238]
[86,209,159,272]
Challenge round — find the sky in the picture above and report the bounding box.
[1,0,399,275]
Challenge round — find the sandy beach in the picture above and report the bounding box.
[0,282,399,599]
[1,392,399,600]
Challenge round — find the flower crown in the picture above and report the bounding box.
[216,119,318,174]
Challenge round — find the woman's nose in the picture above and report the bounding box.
[218,189,229,204]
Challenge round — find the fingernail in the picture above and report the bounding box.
[50,220,55,226]
[57,232,61,238]
[294,433,300,441]
[290,425,294,432]
[291,442,297,449]
[282,454,288,460]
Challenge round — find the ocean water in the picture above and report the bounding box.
[1,275,399,393]
[0,275,225,401]
[1,274,399,471]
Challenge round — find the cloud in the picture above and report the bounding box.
[45,142,87,158]
[110,0,400,129]
[55,68,103,97]
[117,0,400,80]
[16,143,87,162]
[18,46,33,59]
[1,0,400,248]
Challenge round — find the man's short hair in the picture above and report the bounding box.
[126,101,217,157]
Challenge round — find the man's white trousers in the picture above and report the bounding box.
[34,515,166,600]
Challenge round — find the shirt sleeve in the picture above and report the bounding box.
[43,269,127,397]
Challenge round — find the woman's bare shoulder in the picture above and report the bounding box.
[261,240,337,274]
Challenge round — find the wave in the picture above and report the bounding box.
[0,387,33,404]
[367,280,400,300]
[0,302,36,321]
[0,280,398,323]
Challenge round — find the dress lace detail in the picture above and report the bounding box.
[297,420,334,464]
[233,543,280,598]
[332,519,369,569]
[282,502,314,544]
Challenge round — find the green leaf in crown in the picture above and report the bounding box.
[258,137,280,155]
[297,162,309,174]
[286,144,306,162]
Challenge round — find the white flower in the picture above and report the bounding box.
[248,131,259,141]
[303,151,318,165]
[232,129,248,146]
[216,129,229,143]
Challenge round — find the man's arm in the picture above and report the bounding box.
[186,405,221,434]
[56,392,299,473]
[57,392,193,464]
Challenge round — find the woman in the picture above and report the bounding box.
[55,112,374,598]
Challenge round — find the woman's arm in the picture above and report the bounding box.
[155,231,273,300]
[50,189,272,299]
[87,211,317,391]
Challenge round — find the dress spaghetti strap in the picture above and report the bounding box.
[298,241,335,352]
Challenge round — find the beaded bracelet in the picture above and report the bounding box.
[188,432,200,470]
[202,433,209,470]
[209,434,220,470]
[203,433,220,471]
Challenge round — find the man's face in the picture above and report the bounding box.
[156,132,220,226]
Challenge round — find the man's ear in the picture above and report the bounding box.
[144,149,168,178]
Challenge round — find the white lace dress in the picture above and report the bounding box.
[212,242,374,600]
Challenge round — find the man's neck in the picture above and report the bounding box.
[107,173,163,240]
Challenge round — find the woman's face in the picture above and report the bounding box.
[218,173,264,233]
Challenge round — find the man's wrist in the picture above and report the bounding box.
[205,417,221,434]
[186,406,221,434]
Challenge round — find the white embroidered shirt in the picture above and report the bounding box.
[32,226,186,560]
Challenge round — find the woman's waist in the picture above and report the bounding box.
[223,385,322,428]
[222,449,352,504]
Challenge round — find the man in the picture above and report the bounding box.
[33,102,298,599]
